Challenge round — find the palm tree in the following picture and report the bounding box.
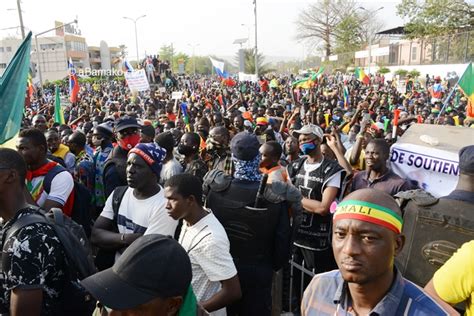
[234,48,274,75]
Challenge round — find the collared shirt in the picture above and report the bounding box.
[351,169,413,196]
[301,269,449,316]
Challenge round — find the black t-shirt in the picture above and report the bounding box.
[0,208,66,315]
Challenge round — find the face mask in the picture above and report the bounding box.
[332,115,340,121]
[178,144,196,156]
[300,141,317,155]
[118,134,140,151]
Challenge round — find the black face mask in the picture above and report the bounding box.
[198,130,209,138]
[178,144,196,156]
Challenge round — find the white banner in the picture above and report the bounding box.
[390,143,459,197]
[238,72,258,82]
[329,55,338,61]
[124,69,150,92]
[372,46,390,57]
[355,50,369,58]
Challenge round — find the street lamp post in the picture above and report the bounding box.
[358,6,383,75]
[123,15,146,66]
[35,19,78,87]
[188,43,200,75]
[253,0,258,77]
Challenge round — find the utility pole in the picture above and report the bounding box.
[358,6,383,75]
[16,0,25,39]
[254,0,258,77]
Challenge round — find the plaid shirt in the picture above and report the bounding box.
[301,269,449,316]
[204,149,233,176]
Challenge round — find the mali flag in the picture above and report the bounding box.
[54,85,65,124]
[0,32,32,144]
[355,67,370,85]
[458,62,474,118]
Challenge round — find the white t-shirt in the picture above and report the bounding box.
[29,171,74,207]
[101,187,178,259]
[179,211,237,316]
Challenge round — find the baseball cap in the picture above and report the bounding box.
[459,145,474,174]
[81,235,191,310]
[292,124,324,140]
[115,116,141,132]
[231,131,260,161]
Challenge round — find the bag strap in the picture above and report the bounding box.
[2,211,49,251]
[112,186,128,223]
[43,164,67,194]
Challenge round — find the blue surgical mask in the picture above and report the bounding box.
[300,141,317,155]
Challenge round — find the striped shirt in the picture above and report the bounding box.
[301,269,449,316]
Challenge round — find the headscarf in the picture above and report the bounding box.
[232,154,262,182]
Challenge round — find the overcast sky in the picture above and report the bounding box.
[1,0,405,60]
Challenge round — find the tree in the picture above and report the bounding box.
[158,44,174,63]
[397,0,473,39]
[295,0,356,56]
[233,49,274,75]
[333,14,363,54]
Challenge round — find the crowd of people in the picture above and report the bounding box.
[0,66,473,316]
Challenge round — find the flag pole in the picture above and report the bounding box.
[438,62,471,118]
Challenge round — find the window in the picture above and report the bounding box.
[6,47,12,52]
[0,47,4,52]
[411,46,417,61]
[0,63,6,69]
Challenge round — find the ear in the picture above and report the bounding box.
[166,296,183,316]
[5,169,18,185]
[394,234,405,256]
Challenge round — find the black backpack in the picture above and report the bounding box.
[2,207,97,315]
[43,163,93,237]
[94,186,128,271]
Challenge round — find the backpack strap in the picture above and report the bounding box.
[2,210,49,251]
[43,164,68,194]
[112,186,128,224]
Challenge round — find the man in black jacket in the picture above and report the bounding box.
[205,132,291,316]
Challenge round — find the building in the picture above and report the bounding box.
[0,21,123,82]
[88,41,121,71]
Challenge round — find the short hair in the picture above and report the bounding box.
[184,132,201,147]
[68,131,87,148]
[165,174,203,206]
[19,128,47,152]
[263,141,283,158]
[0,148,27,187]
[368,139,390,158]
[155,132,174,153]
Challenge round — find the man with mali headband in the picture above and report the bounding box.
[300,188,451,316]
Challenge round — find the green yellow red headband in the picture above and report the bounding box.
[333,200,403,234]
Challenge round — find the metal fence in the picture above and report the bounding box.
[273,256,316,315]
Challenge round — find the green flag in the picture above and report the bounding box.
[0,32,32,144]
[457,62,473,118]
[54,85,65,124]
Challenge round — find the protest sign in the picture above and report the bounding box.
[124,69,150,92]
[238,72,258,83]
[390,124,474,197]
[172,91,183,100]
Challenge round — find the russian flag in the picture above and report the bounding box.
[210,57,229,79]
[68,58,79,103]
